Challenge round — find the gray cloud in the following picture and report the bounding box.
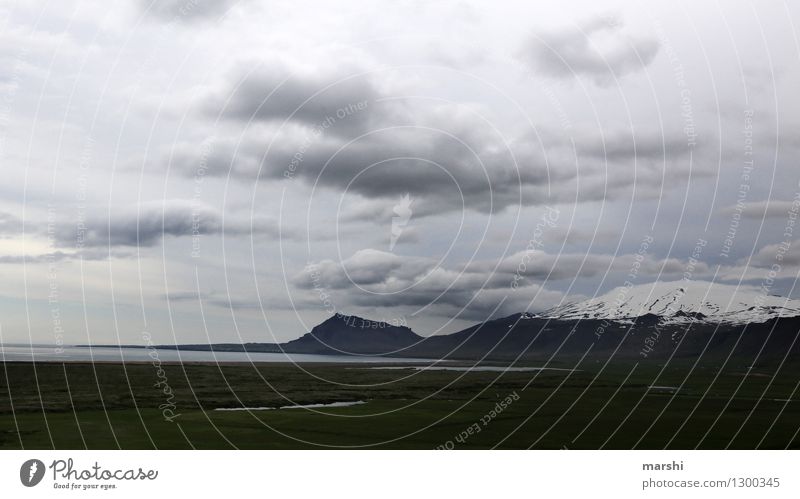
[164,290,268,310]
[521,16,660,84]
[578,128,690,160]
[204,61,380,137]
[1,0,798,346]
[748,240,800,268]
[168,103,700,217]
[166,113,547,214]
[718,199,800,219]
[294,248,705,319]
[470,249,702,282]
[53,200,288,248]
[0,249,118,265]
[164,290,207,302]
[149,50,710,218]
[0,212,22,237]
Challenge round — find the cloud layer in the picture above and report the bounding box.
[521,16,660,84]
[51,201,285,248]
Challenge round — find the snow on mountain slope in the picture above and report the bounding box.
[541,280,800,324]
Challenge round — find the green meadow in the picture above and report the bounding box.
[1,360,798,449]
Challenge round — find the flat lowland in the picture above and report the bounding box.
[1,360,798,449]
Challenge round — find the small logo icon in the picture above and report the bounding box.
[20,459,45,487]
[390,193,413,251]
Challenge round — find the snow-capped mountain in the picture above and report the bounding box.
[541,281,800,325]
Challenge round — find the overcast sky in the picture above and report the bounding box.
[1,0,799,345]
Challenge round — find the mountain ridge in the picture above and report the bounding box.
[539,280,800,325]
[123,281,800,362]
[281,313,422,355]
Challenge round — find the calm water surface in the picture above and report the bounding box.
[0,344,437,364]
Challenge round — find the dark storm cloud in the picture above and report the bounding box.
[294,248,705,318]
[166,114,545,214]
[52,200,289,248]
[156,52,711,217]
[521,16,660,84]
[179,61,547,213]
[341,285,551,321]
[204,60,380,136]
[283,126,531,211]
[303,256,543,320]
[298,124,700,215]
[170,103,700,217]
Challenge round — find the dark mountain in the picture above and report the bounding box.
[136,282,800,364]
[141,313,422,356]
[147,312,800,365]
[279,313,422,355]
[394,281,800,363]
[403,313,800,364]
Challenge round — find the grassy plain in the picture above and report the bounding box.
[1,360,798,449]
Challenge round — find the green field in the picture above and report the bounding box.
[1,360,798,449]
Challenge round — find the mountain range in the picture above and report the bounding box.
[540,280,800,324]
[151,281,800,362]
